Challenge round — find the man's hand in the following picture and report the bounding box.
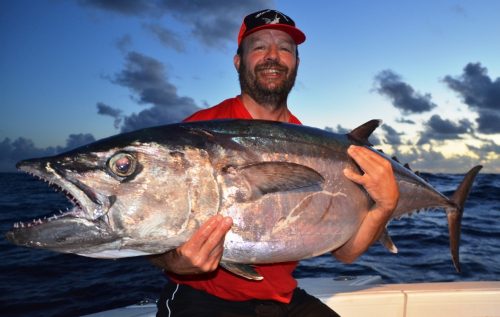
[344,145,400,216]
[150,214,233,275]
[334,145,400,263]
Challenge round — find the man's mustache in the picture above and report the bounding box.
[255,61,288,73]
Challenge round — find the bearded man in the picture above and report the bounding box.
[154,9,399,317]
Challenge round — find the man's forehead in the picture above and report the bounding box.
[244,29,295,45]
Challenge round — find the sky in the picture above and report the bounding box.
[1,0,499,173]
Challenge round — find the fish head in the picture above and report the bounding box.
[6,130,211,257]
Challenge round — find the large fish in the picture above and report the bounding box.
[6,119,481,280]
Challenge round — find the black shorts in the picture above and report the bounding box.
[157,282,340,317]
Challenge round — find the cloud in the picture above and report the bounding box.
[427,115,472,135]
[97,102,123,129]
[381,124,404,145]
[79,0,158,16]
[374,70,437,114]
[80,0,274,49]
[417,114,473,144]
[105,51,201,131]
[324,125,350,134]
[144,24,185,52]
[389,145,482,174]
[467,139,500,157]
[144,1,274,48]
[443,62,500,134]
[64,134,96,150]
[0,134,96,172]
[395,117,415,125]
[116,34,133,53]
[475,109,500,134]
[450,4,467,17]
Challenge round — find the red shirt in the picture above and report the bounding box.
[168,96,301,303]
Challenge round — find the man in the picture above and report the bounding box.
[155,9,399,317]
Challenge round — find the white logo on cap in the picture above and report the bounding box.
[255,10,290,25]
[263,14,280,24]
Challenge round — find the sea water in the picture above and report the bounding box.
[0,172,499,317]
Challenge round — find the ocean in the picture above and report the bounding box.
[0,172,499,317]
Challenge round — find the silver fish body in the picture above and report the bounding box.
[6,119,481,279]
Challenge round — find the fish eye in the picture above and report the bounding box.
[108,152,136,177]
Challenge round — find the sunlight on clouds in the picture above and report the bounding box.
[376,134,499,174]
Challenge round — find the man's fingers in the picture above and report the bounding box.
[173,215,232,273]
[202,216,233,252]
[345,145,400,213]
[207,242,225,267]
[343,167,364,185]
[347,146,394,181]
[347,146,380,172]
[187,215,224,249]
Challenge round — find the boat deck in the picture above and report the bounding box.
[85,276,500,317]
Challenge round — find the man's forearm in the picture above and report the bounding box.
[333,205,392,263]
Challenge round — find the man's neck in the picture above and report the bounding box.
[239,93,290,122]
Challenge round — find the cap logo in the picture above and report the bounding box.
[255,9,289,25]
[238,9,305,46]
[265,14,280,24]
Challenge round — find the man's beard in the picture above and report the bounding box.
[238,59,298,110]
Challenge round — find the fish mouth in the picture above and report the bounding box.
[6,159,118,252]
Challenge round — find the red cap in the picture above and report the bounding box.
[237,9,306,46]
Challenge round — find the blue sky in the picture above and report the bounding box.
[1,0,499,173]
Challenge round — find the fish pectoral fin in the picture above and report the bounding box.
[379,228,398,254]
[235,162,324,198]
[220,262,263,280]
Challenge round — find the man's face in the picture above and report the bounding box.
[236,29,299,107]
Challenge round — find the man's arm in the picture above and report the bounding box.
[333,145,400,263]
[150,214,233,274]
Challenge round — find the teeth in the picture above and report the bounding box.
[262,69,280,74]
[14,169,91,232]
[12,208,83,231]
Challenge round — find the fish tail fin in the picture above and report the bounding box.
[447,165,482,273]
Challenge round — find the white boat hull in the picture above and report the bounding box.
[299,277,500,317]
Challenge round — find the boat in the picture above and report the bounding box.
[83,276,500,316]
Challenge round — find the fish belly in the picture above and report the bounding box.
[222,186,367,263]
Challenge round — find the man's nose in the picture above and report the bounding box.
[264,45,280,62]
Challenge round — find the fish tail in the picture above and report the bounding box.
[447,165,482,273]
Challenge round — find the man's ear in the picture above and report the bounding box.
[234,54,241,71]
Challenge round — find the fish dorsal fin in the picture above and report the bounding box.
[223,162,324,201]
[220,262,263,280]
[347,119,382,146]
